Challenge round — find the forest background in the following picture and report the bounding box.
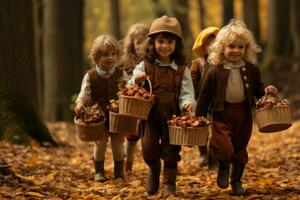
[0,1,300,199]
[0,0,299,147]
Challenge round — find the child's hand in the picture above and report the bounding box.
[135,72,148,84]
[183,103,193,112]
[265,85,278,95]
[74,101,84,115]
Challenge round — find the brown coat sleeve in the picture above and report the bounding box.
[190,58,203,99]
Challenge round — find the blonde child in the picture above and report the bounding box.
[191,27,219,169]
[128,16,195,198]
[195,20,278,195]
[119,23,149,173]
[74,35,128,182]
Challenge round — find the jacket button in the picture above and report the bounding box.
[245,83,249,88]
[242,67,246,71]
[243,76,247,80]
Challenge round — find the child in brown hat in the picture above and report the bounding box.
[128,15,195,198]
[190,27,219,169]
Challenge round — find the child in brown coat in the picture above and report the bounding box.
[74,35,128,182]
[196,20,278,196]
[128,16,195,198]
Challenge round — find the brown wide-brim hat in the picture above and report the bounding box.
[148,15,182,39]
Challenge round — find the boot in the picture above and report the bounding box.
[145,160,161,195]
[231,163,247,196]
[198,146,208,167]
[163,168,177,199]
[93,159,108,182]
[125,141,137,173]
[113,160,124,179]
[217,160,230,188]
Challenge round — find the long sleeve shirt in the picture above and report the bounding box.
[128,60,195,110]
[76,65,129,104]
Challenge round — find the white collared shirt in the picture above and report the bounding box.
[128,60,195,110]
[224,60,246,103]
[76,65,129,104]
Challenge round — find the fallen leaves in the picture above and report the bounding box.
[1,120,300,199]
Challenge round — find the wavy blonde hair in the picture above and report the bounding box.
[121,23,149,67]
[208,19,261,65]
[89,35,121,64]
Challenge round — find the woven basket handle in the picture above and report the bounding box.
[146,77,152,95]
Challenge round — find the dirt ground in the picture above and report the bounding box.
[1,121,300,200]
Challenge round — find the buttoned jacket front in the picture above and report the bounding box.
[196,62,265,117]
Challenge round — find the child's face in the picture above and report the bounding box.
[97,48,117,71]
[154,34,176,62]
[224,36,247,63]
[133,34,148,58]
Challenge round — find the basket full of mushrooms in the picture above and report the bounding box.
[107,99,139,134]
[167,115,210,146]
[118,79,154,120]
[253,94,292,133]
[74,104,106,142]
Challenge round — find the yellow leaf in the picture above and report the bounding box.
[27,155,38,165]
[25,191,45,198]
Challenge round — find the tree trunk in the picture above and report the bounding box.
[291,0,300,59]
[33,0,44,114]
[242,0,260,43]
[110,0,121,39]
[151,0,166,18]
[0,0,57,146]
[197,0,205,29]
[43,0,83,121]
[168,0,194,62]
[262,0,291,69]
[222,0,234,26]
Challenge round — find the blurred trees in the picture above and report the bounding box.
[43,0,83,121]
[242,0,260,42]
[222,0,234,26]
[110,0,121,40]
[0,0,57,146]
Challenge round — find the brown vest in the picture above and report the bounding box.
[87,67,123,112]
[144,58,185,121]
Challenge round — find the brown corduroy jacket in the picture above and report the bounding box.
[195,62,265,117]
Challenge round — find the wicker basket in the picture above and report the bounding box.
[109,111,139,134]
[253,105,292,133]
[168,125,209,146]
[74,117,106,142]
[119,78,153,120]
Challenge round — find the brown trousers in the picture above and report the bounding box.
[210,101,252,164]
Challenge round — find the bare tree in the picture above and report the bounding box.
[168,0,194,62]
[110,0,121,39]
[262,0,291,69]
[290,0,300,60]
[222,0,234,26]
[242,0,260,43]
[197,0,205,29]
[0,0,57,146]
[43,0,83,121]
[151,0,166,18]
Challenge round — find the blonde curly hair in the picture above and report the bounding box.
[208,19,261,65]
[89,35,121,64]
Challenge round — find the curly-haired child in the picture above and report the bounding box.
[195,19,278,196]
[128,15,195,198]
[74,35,128,182]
